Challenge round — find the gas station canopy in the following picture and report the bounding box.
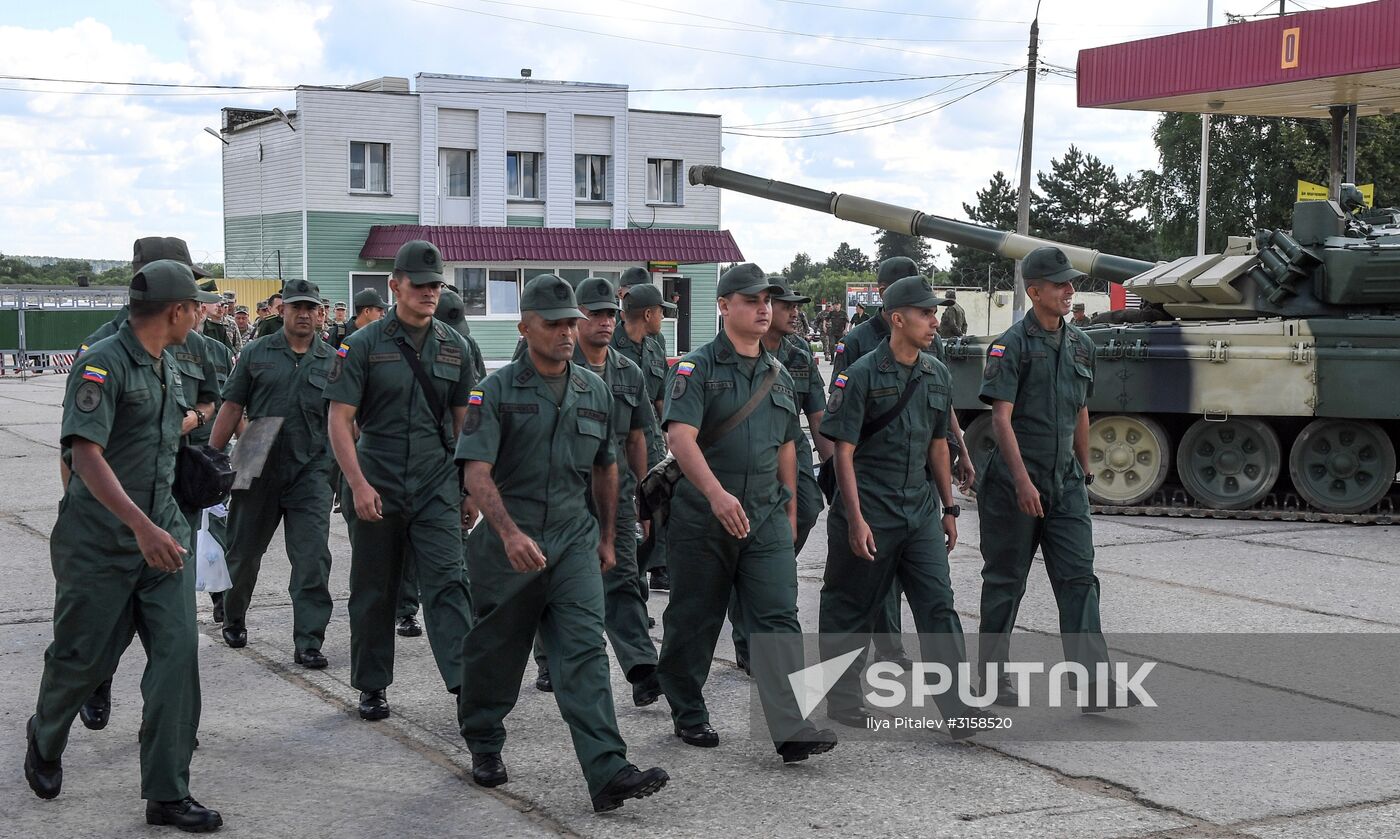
[1077,0,1400,119]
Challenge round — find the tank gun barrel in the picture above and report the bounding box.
[688,164,1156,283]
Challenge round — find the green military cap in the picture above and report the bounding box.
[576,277,620,312]
[1072,301,1086,312]
[198,279,220,295]
[333,300,348,310]
[129,259,221,303]
[717,262,783,298]
[394,239,445,285]
[623,282,677,313]
[876,256,919,289]
[769,278,810,304]
[1022,245,1084,284]
[882,275,951,311]
[520,273,586,321]
[281,278,322,305]
[234,305,249,314]
[435,289,470,336]
[132,236,212,279]
[619,266,651,288]
[353,288,388,310]
[222,290,236,300]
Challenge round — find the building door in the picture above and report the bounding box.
[663,275,691,353]
[438,148,472,225]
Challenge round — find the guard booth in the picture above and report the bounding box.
[0,287,127,375]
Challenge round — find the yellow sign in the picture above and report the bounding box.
[1296,181,1375,206]
[647,261,677,273]
[1280,27,1300,69]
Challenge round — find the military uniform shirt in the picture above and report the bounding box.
[821,339,951,523]
[979,316,1095,483]
[455,354,615,544]
[662,330,801,523]
[580,347,651,500]
[323,307,476,502]
[222,329,336,470]
[832,312,946,379]
[612,329,668,409]
[172,330,222,446]
[60,321,190,537]
[778,332,826,472]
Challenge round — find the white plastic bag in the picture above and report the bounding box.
[194,509,232,593]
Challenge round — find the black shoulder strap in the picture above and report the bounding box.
[394,337,452,452]
[698,361,779,449]
[860,373,921,439]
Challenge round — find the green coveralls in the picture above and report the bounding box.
[455,354,631,796]
[729,331,826,661]
[977,316,1107,674]
[831,314,949,655]
[817,339,969,717]
[37,323,199,801]
[220,330,336,653]
[657,331,816,746]
[612,327,669,578]
[323,309,475,694]
[535,346,658,680]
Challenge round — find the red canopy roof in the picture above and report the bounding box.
[1077,0,1400,118]
[360,225,743,264]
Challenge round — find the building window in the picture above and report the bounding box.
[349,141,390,193]
[647,158,682,204]
[455,267,525,316]
[350,272,391,305]
[575,154,610,201]
[558,268,590,286]
[507,151,541,199]
[441,148,471,197]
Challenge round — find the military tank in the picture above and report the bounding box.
[690,165,1400,522]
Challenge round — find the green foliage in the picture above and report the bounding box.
[827,241,871,274]
[1034,145,1155,263]
[0,254,220,286]
[947,170,1020,289]
[873,230,932,271]
[781,252,821,286]
[794,266,874,311]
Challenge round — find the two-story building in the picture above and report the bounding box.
[219,73,742,358]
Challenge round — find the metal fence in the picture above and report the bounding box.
[0,287,127,375]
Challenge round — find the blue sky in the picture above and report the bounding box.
[0,0,1371,271]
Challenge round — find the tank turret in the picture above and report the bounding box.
[689,165,1400,320]
[689,164,1400,519]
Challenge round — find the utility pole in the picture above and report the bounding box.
[1197,0,1214,256]
[1012,5,1040,322]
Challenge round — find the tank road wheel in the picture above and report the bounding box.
[961,412,997,491]
[1288,419,1397,514]
[1176,418,1282,510]
[1086,414,1172,506]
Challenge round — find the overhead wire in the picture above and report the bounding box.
[726,75,995,131]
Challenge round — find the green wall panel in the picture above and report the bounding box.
[225,211,303,282]
[574,218,611,228]
[506,215,545,228]
[306,211,418,304]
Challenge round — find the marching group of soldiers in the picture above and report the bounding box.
[25,231,1129,831]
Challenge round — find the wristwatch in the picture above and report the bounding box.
[1084,473,1095,486]
[943,504,961,518]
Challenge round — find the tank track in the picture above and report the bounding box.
[1091,485,1398,525]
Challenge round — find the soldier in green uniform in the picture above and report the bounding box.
[254,291,283,338]
[618,266,668,356]
[530,277,663,705]
[209,279,336,668]
[27,260,224,831]
[816,276,977,731]
[829,256,975,667]
[194,281,236,621]
[977,246,1129,711]
[613,282,676,592]
[73,239,223,734]
[325,240,476,720]
[659,263,837,761]
[728,279,832,673]
[938,290,968,339]
[455,274,670,811]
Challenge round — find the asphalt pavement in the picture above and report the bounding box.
[4,371,1400,838]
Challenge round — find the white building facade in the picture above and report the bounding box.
[220,73,739,358]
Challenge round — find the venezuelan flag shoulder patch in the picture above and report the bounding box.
[81,365,108,384]
[833,373,849,389]
[337,343,350,358]
[988,344,1006,358]
[468,390,484,406]
[834,342,845,354]
[676,361,696,377]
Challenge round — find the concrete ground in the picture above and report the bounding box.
[4,372,1400,838]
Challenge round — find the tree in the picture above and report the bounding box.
[947,170,1020,290]
[873,230,932,271]
[826,242,871,274]
[1034,145,1155,289]
[793,266,874,311]
[781,252,821,286]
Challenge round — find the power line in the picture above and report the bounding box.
[724,70,1016,137]
[727,75,994,130]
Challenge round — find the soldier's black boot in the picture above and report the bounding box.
[79,677,113,730]
[145,796,223,832]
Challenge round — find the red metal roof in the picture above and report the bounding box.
[360,225,744,264]
[1077,0,1400,118]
